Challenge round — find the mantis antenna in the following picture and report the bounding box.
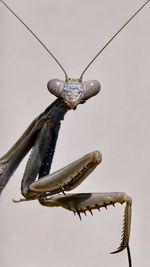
[80,0,150,80]
[0,0,68,80]
[0,0,149,81]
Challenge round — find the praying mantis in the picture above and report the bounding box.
[0,1,150,267]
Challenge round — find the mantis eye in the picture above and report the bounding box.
[83,80,101,100]
[47,79,64,98]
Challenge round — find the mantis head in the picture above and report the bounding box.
[47,78,101,109]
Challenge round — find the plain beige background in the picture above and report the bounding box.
[0,0,150,266]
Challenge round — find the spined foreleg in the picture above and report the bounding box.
[13,148,132,265]
[28,150,131,253]
[40,192,132,254]
[29,150,102,195]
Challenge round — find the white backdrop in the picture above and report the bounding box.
[0,1,150,266]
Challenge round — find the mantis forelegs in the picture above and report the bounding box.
[30,151,102,194]
[40,192,132,254]
[22,150,132,254]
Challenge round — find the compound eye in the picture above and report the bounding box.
[83,80,101,100]
[47,79,64,98]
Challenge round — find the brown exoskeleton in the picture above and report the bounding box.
[0,1,150,266]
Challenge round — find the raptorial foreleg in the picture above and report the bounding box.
[29,149,132,254]
[29,150,102,195]
[40,192,132,254]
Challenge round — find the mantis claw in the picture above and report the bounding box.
[41,192,132,254]
[110,195,132,254]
